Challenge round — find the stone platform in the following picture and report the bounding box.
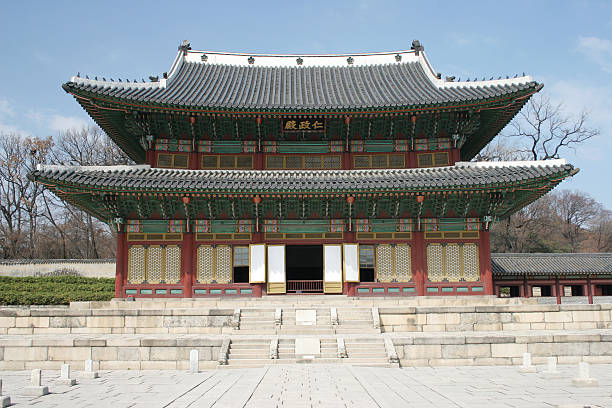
[0,296,610,370]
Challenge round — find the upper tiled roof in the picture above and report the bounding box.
[64,46,539,111]
[31,160,574,194]
[491,253,612,276]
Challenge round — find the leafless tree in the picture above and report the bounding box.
[588,210,612,252]
[0,133,53,258]
[506,93,599,160]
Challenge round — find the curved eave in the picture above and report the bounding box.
[63,80,539,116]
[63,82,540,164]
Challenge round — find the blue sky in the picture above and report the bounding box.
[1,1,611,207]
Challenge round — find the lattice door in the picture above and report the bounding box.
[215,245,232,284]
[462,243,480,281]
[146,246,163,284]
[165,245,181,284]
[197,245,214,283]
[128,246,145,284]
[376,244,393,282]
[394,245,412,282]
[426,244,444,282]
[445,244,461,282]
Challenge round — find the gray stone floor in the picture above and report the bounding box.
[1,364,611,407]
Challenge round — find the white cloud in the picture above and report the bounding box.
[0,99,14,117]
[49,115,89,132]
[577,36,612,73]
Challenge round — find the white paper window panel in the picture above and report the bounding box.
[324,245,343,283]
[343,244,359,282]
[267,245,285,283]
[249,244,266,283]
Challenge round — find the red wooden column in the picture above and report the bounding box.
[145,150,155,166]
[413,231,425,296]
[183,232,194,297]
[479,230,494,295]
[587,276,593,304]
[555,277,562,304]
[115,231,127,298]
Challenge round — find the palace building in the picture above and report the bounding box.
[31,40,577,298]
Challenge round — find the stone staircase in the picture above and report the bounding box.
[235,308,276,334]
[278,338,295,361]
[225,338,272,367]
[336,308,381,334]
[344,338,390,367]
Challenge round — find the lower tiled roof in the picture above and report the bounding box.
[492,253,612,276]
[31,160,574,194]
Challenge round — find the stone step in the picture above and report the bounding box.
[229,347,270,354]
[229,354,270,359]
[335,328,381,334]
[233,329,277,335]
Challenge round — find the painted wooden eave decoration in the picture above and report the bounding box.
[30,160,578,222]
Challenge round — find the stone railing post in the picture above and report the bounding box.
[232,309,241,330]
[371,307,381,330]
[269,337,279,359]
[330,307,339,325]
[384,337,399,365]
[218,339,231,365]
[274,308,282,326]
[337,338,347,358]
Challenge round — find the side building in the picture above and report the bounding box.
[30,41,577,298]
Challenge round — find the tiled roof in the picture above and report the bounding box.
[64,48,539,111]
[31,160,574,194]
[491,253,612,276]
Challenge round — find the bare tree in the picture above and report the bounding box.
[0,133,53,258]
[588,210,612,252]
[552,190,601,252]
[506,93,599,160]
[47,125,131,258]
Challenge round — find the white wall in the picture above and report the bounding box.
[0,260,115,278]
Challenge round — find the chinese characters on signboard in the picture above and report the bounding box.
[281,118,325,132]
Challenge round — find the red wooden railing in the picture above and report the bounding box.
[287,280,323,293]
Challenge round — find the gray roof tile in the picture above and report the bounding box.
[32,161,573,193]
[492,253,612,276]
[66,61,538,111]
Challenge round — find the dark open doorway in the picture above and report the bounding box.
[286,245,323,293]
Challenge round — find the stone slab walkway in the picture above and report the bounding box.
[1,364,611,407]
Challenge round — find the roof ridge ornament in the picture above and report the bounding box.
[178,40,191,54]
[411,40,424,56]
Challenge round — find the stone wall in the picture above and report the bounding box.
[379,304,612,332]
[0,259,115,278]
[392,332,612,367]
[0,306,237,335]
[0,336,222,371]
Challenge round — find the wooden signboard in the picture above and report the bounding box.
[281,118,325,132]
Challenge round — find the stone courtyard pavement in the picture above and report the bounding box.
[1,364,611,407]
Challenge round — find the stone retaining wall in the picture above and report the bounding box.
[379,304,612,332]
[0,336,222,371]
[0,307,237,335]
[392,332,612,367]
